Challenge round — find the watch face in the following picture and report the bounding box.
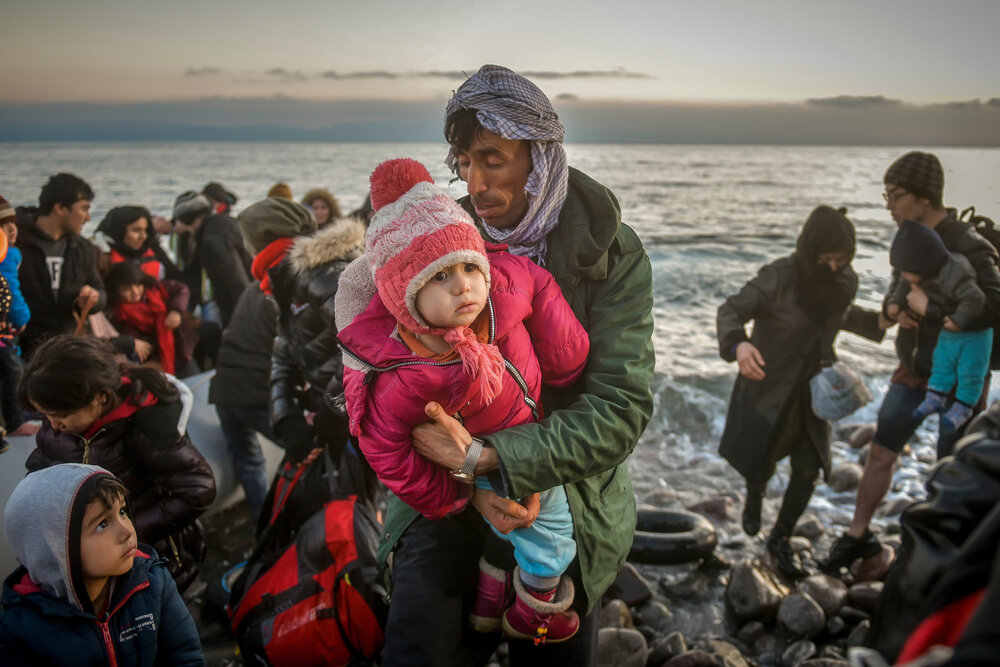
[450,470,475,484]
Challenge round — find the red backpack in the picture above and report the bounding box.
[227,448,387,666]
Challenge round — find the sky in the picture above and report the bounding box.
[2,0,999,143]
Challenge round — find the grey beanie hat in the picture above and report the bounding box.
[238,197,318,255]
[884,151,944,205]
[172,191,213,224]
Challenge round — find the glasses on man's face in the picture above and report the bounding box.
[882,188,910,204]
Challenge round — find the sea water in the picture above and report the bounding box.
[4,142,1000,532]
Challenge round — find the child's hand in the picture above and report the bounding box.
[943,317,961,332]
[165,310,182,330]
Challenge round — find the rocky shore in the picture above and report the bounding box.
[184,420,912,666]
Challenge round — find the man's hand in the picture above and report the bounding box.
[133,339,153,362]
[877,312,895,330]
[471,486,537,535]
[76,285,100,311]
[889,302,919,329]
[164,310,182,330]
[412,401,474,471]
[735,341,766,381]
[943,316,961,332]
[152,216,173,235]
[906,284,929,316]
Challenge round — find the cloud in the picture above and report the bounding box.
[989,98,1000,108]
[932,98,983,110]
[264,68,307,82]
[184,66,224,77]
[806,95,902,108]
[322,70,401,80]
[521,69,653,80]
[556,93,579,101]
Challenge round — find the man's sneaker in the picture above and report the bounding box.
[742,492,762,536]
[502,571,579,645]
[766,533,807,579]
[820,530,882,574]
[467,557,512,633]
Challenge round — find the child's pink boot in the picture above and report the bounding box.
[467,557,511,633]
[502,570,579,645]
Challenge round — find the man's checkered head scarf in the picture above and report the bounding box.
[445,65,569,264]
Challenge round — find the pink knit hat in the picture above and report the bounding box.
[367,158,503,402]
[367,158,491,334]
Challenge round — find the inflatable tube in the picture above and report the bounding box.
[0,371,285,577]
[628,506,718,565]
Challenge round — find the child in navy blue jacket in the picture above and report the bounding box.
[0,463,204,666]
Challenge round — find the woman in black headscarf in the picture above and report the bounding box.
[716,206,888,578]
[97,206,181,281]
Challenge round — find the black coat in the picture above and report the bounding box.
[14,208,107,358]
[209,281,278,407]
[717,256,883,486]
[269,219,365,429]
[178,213,252,326]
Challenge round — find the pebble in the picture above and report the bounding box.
[848,581,883,611]
[789,536,812,553]
[850,545,895,582]
[793,514,825,540]
[663,650,718,667]
[644,490,679,506]
[778,593,826,639]
[821,645,847,660]
[596,627,647,667]
[757,653,778,667]
[687,496,735,521]
[878,497,912,518]
[704,639,749,667]
[825,615,846,636]
[637,600,675,634]
[848,423,877,448]
[736,620,767,643]
[847,619,870,647]
[600,599,634,629]
[607,562,654,608]
[725,559,789,621]
[797,574,848,616]
[800,660,849,667]
[839,605,870,624]
[780,639,816,666]
[753,634,782,657]
[829,463,864,493]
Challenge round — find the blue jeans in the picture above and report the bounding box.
[215,404,272,520]
[927,328,993,407]
[474,478,576,581]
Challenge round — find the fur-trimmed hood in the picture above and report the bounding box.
[287,217,366,274]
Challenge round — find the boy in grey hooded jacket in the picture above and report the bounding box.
[0,463,204,666]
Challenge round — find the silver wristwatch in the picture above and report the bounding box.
[450,437,484,483]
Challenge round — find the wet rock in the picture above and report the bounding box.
[601,599,634,629]
[878,497,912,518]
[687,496,735,521]
[793,514,825,540]
[850,545,895,582]
[736,620,767,644]
[800,660,849,667]
[839,605,870,623]
[636,624,657,642]
[705,639,749,667]
[753,634,782,657]
[848,581,883,611]
[644,489,679,506]
[847,620,870,647]
[885,521,901,536]
[780,639,816,666]
[789,536,812,553]
[825,615,846,636]
[597,627,647,667]
[829,463,864,493]
[848,423,876,449]
[726,559,789,621]
[757,654,778,667]
[778,593,826,639]
[821,645,847,660]
[797,575,848,616]
[607,563,654,608]
[637,600,675,634]
[663,650,717,667]
[647,631,687,666]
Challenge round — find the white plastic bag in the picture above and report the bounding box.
[809,361,873,421]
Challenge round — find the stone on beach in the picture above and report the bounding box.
[850,544,895,582]
[636,600,676,634]
[687,496,735,521]
[847,619,870,647]
[793,514,825,540]
[828,463,864,493]
[777,593,826,639]
[800,660,850,667]
[597,627,647,667]
[797,575,848,616]
[600,599,634,629]
[780,639,817,666]
[725,559,789,621]
[703,639,749,667]
[663,650,718,667]
[878,496,912,518]
[847,423,876,449]
[848,581,884,611]
[607,562,654,607]
[736,620,767,643]
[647,631,688,665]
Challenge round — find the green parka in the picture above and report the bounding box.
[376,167,655,613]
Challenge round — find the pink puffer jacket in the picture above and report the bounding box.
[339,251,589,519]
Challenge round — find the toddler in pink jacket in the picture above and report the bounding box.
[338,159,589,644]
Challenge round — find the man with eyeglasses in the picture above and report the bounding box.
[822,151,1000,574]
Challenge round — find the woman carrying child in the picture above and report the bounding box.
[717,206,887,578]
[338,159,589,644]
[20,335,216,591]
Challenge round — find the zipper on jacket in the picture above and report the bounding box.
[74,426,112,465]
[501,357,540,420]
[95,580,150,667]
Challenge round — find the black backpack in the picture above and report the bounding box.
[961,206,1000,369]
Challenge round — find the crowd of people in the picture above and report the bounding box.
[0,65,996,666]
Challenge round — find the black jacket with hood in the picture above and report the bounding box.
[14,206,107,358]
